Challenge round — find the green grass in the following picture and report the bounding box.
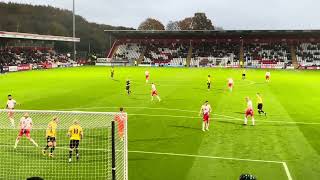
[0,66,319,180]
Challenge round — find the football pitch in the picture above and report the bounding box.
[0,66,319,180]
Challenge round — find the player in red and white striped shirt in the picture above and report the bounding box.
[6,95,17,128]
[151,83,161,102]
[227,78,234,92]
[14,113,38,149]
[199,101,212,131]
[244,97,255,126]
[265,71,271,82]
[145,70,150,83]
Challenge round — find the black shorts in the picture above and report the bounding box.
[70,140,80,149]
[258,103,263,110]
[47,136,56,143]
[207,83,211,88]
[242,74,246,77]
[126,86,130,90]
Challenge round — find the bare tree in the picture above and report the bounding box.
[166,21,181,31]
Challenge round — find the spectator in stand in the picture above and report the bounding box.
[0,47,77,68]
[0,63,3,74]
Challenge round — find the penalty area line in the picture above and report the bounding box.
[129,150,283,163]
[61,106,320,125]
[129,150,293,180]
[282,162,293,180]
[0,144,294,179]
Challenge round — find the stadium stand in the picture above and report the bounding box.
[0,31,83,73]
[143,43,189,66]
[0,47,84,72]
[191,42,240,67]
[296,43,320,67]
[243,42,292,68]
[103,30,320,69]
[0,47,72,66]
[113,43,142,61]
[109,41,294,68]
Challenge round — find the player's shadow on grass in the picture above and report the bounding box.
[234,111,244,115]
[169,125,201,131]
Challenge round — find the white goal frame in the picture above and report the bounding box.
[0,109,128,180]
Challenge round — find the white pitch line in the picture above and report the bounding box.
[0,141,293,179]
[61,106,200,113]
[236,79,256,87]
[130,113,320,125]
[0,144,108,151]
[61,106,320,125]
[129,150,283,164]
[130,150,293,180]
[129,113,223,120]
[0,144,124,154]
[282,162,293,180]
[0,109,119,115]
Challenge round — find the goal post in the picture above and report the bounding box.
[0,109,128,180]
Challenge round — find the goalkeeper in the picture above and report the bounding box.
[114,107,127,141]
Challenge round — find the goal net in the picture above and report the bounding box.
[0,109,128,180]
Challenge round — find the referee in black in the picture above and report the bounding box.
[242,69,246,80]
[126,79,131,95]
[257,93,267,116]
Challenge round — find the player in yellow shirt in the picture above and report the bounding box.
[207,75,211,91]
[68,120,83,163]
[42,117,59,157]
[257,93,267,116]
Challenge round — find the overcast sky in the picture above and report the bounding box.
[3,0,320,30]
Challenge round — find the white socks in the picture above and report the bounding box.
[244,117,255,125]
[202,122,209,131]
[10,118,15,128]
[14,138,38,148]
[30,138,38,147]
[151,96,161,102]
[14,139,19,148]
